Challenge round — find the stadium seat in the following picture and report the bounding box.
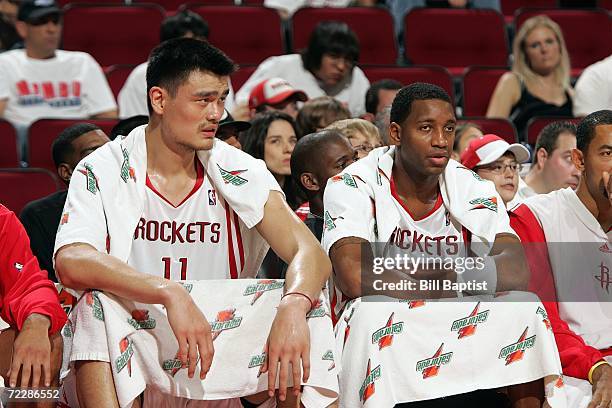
[500,0,557,23]
[361,65,454,103]
[525,116,579,146]
[462,66,510,117]
[105,64,137,100]
[0,120,19,168]
[404,8,509,76]
[185,5,283,64]
[292,7,397,65]
[515,9,612,76]
[231,65,257,94]
[459,117,518,144]
[28,119,118,174]
[62,4,165,67]
[599,0,612,10]
[0,169,61,215]
[58,0,123,6]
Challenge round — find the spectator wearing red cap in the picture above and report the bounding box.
[235,21,369,118]
[248,77,307,120]
[461,134,530,208]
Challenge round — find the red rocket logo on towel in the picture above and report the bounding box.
[359,359,381,403]
[343,307,356,346]
[243,279,284,305]
[371,313,404,350]
[85,291,104,321]
[217,165,248,186]
[416,343,453,379]
[210,308,242,341]
[127,309,156,330]
[469,197,498,212]
[450,302,489,339]
[60,212,69,225]
[536,306,551,330]
[78,163,99,194]
[499,327,536,365]
[400,299,426,308]
[115,337,134,376]
[599,243,611,253]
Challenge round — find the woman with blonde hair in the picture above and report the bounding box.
[486,15,573,140]
[325,118,382,158]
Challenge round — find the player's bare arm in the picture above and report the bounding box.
[254,191,332,401]
[55,244,214,380]
[589,362,612,408]
[488,233,529,291]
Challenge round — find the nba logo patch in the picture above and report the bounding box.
[208,189,217,205]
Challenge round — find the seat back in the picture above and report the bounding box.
[525,116,579,146]
[462,66,509,117]
[459,117,518,144]
[105,64,137,100]
[0,120,19,168]
[0,169,61,215]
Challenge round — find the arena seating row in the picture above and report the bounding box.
[0,114,579,176]
[60,5,612,75]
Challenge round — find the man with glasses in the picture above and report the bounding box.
[0,0,117,151]
[235,21,370,117]
[460,134,531,208]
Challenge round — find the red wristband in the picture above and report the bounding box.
[281,291,315,311]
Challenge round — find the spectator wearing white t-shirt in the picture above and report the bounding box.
[235,21,370,118]
[573,54,612,117]
[0,0,117,156]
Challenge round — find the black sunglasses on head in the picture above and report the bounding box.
[28,13,61,26]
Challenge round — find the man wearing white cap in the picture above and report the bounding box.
[248,77,307,120]
[460,134,530,209]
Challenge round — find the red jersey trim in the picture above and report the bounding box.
[145,159,204,208]
[233,212,245,274]
[389,176,443,221]
[224,202,238,279]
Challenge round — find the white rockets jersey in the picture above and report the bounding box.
[523,188,612,350]
[389,177,467,259]
[127,159,245,281]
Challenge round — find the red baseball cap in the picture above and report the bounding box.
[460,134,530,170]
[248,78,307,110]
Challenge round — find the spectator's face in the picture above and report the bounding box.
[475,153,520,205]
[456,126,484,155]
[524,26,561,75]
[390,99,456,178]
[262,98,300,120]
[61,129,110,183]
[573,124,612,203]
[347,131,374,159]
[0,0,18,24]
[215,126,242,150]
[316,53,353,87]
[263,119,297,177]
[154,70,229,151]
[316,139,357,195]
[376,89,398,116]
[18,14,62,57]
[541,132,581,191]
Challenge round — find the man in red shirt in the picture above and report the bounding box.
[0,204,66,393]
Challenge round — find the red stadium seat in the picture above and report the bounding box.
[292,7,397,65]
[599,0,612,10]
[500,0,557,23]
[62,4,165,67]
[185,5,283,64]
[0,120,19,168]
[0,169,61,215]
[459,117,518,144]
[525,116,579,146]
[361,65,454,103]
[28,119,118,174]
[462,66,510,117]
[404,8,509,76]
[58,0,123,6]
[231,65,257,94]
[105,64,137,100]
[515,9,612,76]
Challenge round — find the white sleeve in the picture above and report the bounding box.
[82,54,117,116]
[54,160,109,262]
[573,65,606,117]
[118,64,148,118]
[321,173,375,254]
[263,0,304,16]
[234,56,281,106]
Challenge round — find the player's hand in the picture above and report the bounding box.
[603,171,611,207]
[165,284,214,380]
[589,363,612,408]
[7,313,52,388]
[261,294,311,401]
